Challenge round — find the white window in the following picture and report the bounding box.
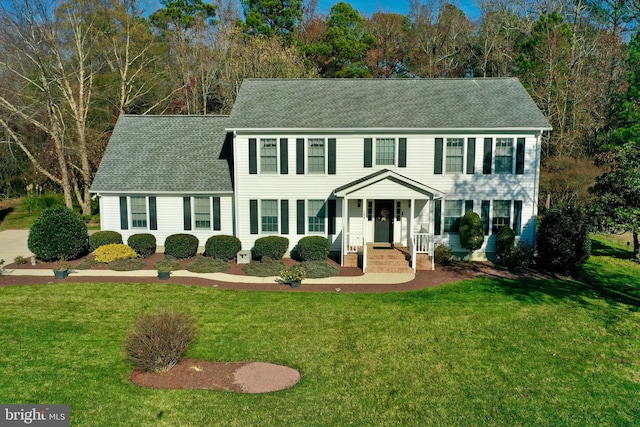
[130,196,147,229]
[260,138,277,173]
[444,200,463,232]
[261,200,278,233]
[495,138,514,173]
[194,197,211,229]
[308,138,325,173]
[376,138,395,166]
[492,200,511,234]
[446,138,464,173]
[308,200,325,233]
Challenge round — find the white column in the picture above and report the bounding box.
[341,197,347,266]
[362,197,368,272]
[410,198,416,273]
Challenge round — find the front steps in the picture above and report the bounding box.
[365,243,415,273]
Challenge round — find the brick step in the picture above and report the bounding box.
[366,266,414,273]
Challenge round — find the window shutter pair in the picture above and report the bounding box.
[251,199,289,234]
[120,196,156,230]
[365,138,407,167]
[250,138,290,175]
[184,197,220,231]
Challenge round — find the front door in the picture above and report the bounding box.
[374,199,394,243]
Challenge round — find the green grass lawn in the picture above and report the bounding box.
[1,236,639,426]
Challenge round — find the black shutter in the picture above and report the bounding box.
[328,138,336,174]
[249,138,257,174]
[328,199,336,235]
[465,200,474,213]
[399,138,407,167]
[481,200,490,235]
[434,138,443,174]
[516,138,525,174]
[434,199,442,235]
[250,200,258,234]
[364,138,372,167]
[296,138,304,174]
[466,138,476,174]
[183,197,191,230]
[119,196,128,230]
[280,138,288,174]
[149,197,157,230]
[483,138,493,174]
[514,200,523,235]
[213,197,221,231]
[297,200,305,234]
[281,200,289,234]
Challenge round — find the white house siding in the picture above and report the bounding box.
[99,194,234,251]
[233,131,542,256]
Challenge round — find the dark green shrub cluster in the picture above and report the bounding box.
[124,309,197,373]
[501,242,535,269]
[253,236,289,260]
[459,212,484,254]
[301,260,339,278]
[28,206,89,261]
[164,234,199,259]
[537,205,591,275]
[89,230,123,252]
[109,258,146,271]
[297,236,331,261]
[186,257,230,273]
[434,244,453,265]
[203,235,241,260]
[154,256,182,272]
[495,227,516,264]
[242,257,285,277]
[128,233,157,258]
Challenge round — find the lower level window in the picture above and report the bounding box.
[444,200,463,232]
[130,196,147,228]
[194,197,211,229]
[261,200,278,233]
[308,200,325,232]
[492,200,511,234]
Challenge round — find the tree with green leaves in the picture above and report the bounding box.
[240,0,303,43]
[459,212,484,257]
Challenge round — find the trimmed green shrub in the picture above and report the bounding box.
[502,242,535,269]
[127,233,157,258]
[89,230,123,252]
[203,235,241,261]
[164,234,199,259]
[154,256,182,272]
[109,258,146,271]
[297,236,331,261]
[28,205,89,261]
[13,256,27,265]
[495,226,516,264]
[94,244,138,263]
[537,204,591,275]
[434,244,453,265]
[125,309,197,373]
[242,257,285,277]
[459,211,484,255]
[76,258,100,270]
[253,236,289,260]
[186,257,230,273]
[301,260,339,278]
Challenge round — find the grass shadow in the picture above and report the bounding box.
[590,238,633,260]
[0,207,14,223]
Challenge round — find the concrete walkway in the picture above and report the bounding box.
[0,230,32,264]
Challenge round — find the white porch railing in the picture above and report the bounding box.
[346,233,363,253]
[411,233,433,271]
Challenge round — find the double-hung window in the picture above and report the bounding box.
[260,138,277,173]
[308,138,325,173]
[261,200,278,233]
[446,138,464,173]
[308,200,325,233]
[194,197,211,229]
[376,138,395,166]
[444,200,463,232]
[495,138,514,173]
[130,196,147,228]
[492,200,511,234]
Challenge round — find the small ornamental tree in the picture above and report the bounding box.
[28,206,89,261]
[459,211,484,256]
[495,226,516,264]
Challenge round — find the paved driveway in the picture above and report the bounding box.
[0,230,32,264]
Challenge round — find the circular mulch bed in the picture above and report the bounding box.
[130,359,301,393]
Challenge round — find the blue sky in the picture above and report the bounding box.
[316,0,481,19]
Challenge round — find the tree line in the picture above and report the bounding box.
[0,0,638,223]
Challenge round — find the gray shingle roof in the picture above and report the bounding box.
[90,115,233,193]
[228,78,552,130]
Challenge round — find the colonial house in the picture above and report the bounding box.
[90,78,551,272]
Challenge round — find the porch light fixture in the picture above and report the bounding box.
[357,199,361,208]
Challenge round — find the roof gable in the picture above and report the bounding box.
[334,169,444,199]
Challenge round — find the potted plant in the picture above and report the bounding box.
[53,259,73,279]
[279,264,307,288]
[156,264,172,280]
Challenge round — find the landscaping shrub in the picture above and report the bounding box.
[124,309,197,373]
[459,211,484,255]
[434,244,453,265]
[301,260,339,278]
[28,205,89,261]
[502,242,535,269]
[242,257,285,277]
[127,233,156,258]
[164,234,199,259]
[537,204,591,275]
[186,257,230,273]
[297,236,331,261]
[203,235,241,260]
[109,258,146,271]
[253,236,289,260]
[0,259,4,276]
[76,258,100,270]
[94,244,138,263]
[495,227,516,264]
[154,256,182,272]
[13,256,27,265]
[89,230,123,252]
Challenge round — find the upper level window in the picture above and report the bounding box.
[260,138,277,173]
[376,138,395,166]
[194,197,211,229]
[308,138,325,173]
[492,200,511,234]
[444,200,463,232]
[308,200,325,233]
[446,138,464,173]
[261,200,278,233]
[495,138,514,173]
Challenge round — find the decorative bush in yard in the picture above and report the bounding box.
[127,234,157,258]
[28,205,89,261]
[253,236,289,260]
[186,257,230,273]
[242,257,285,277]
[203,235,241,260]
[109,258,146,271]
[89,230,123,252]
[459,212,484,256]
[495,227,516,264]
[94,244,138,263]
[300,260,339,278]
[154,256,182,272]
[124,309,197,373]
[434,244,453,265]
[164,234,199,259]
[297,236,331,261]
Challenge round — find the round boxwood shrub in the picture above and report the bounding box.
[253,236,289,260]
[434,244,453,265]
[297,236,331,261]
[28,205,89,261]
[128,233,157,258]
[89,230,123,252]
[203,235,241,261]
[94,243,138,263]
[495,226,516,264]
[164,234,199,259]
[459,211,484,255]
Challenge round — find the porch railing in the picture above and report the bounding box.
[346,233,363,253]
[411,233,433,271]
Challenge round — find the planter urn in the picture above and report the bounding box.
[53,270,69,279]
[157,271,171,280]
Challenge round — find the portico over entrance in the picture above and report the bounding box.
[333,169,444,272]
